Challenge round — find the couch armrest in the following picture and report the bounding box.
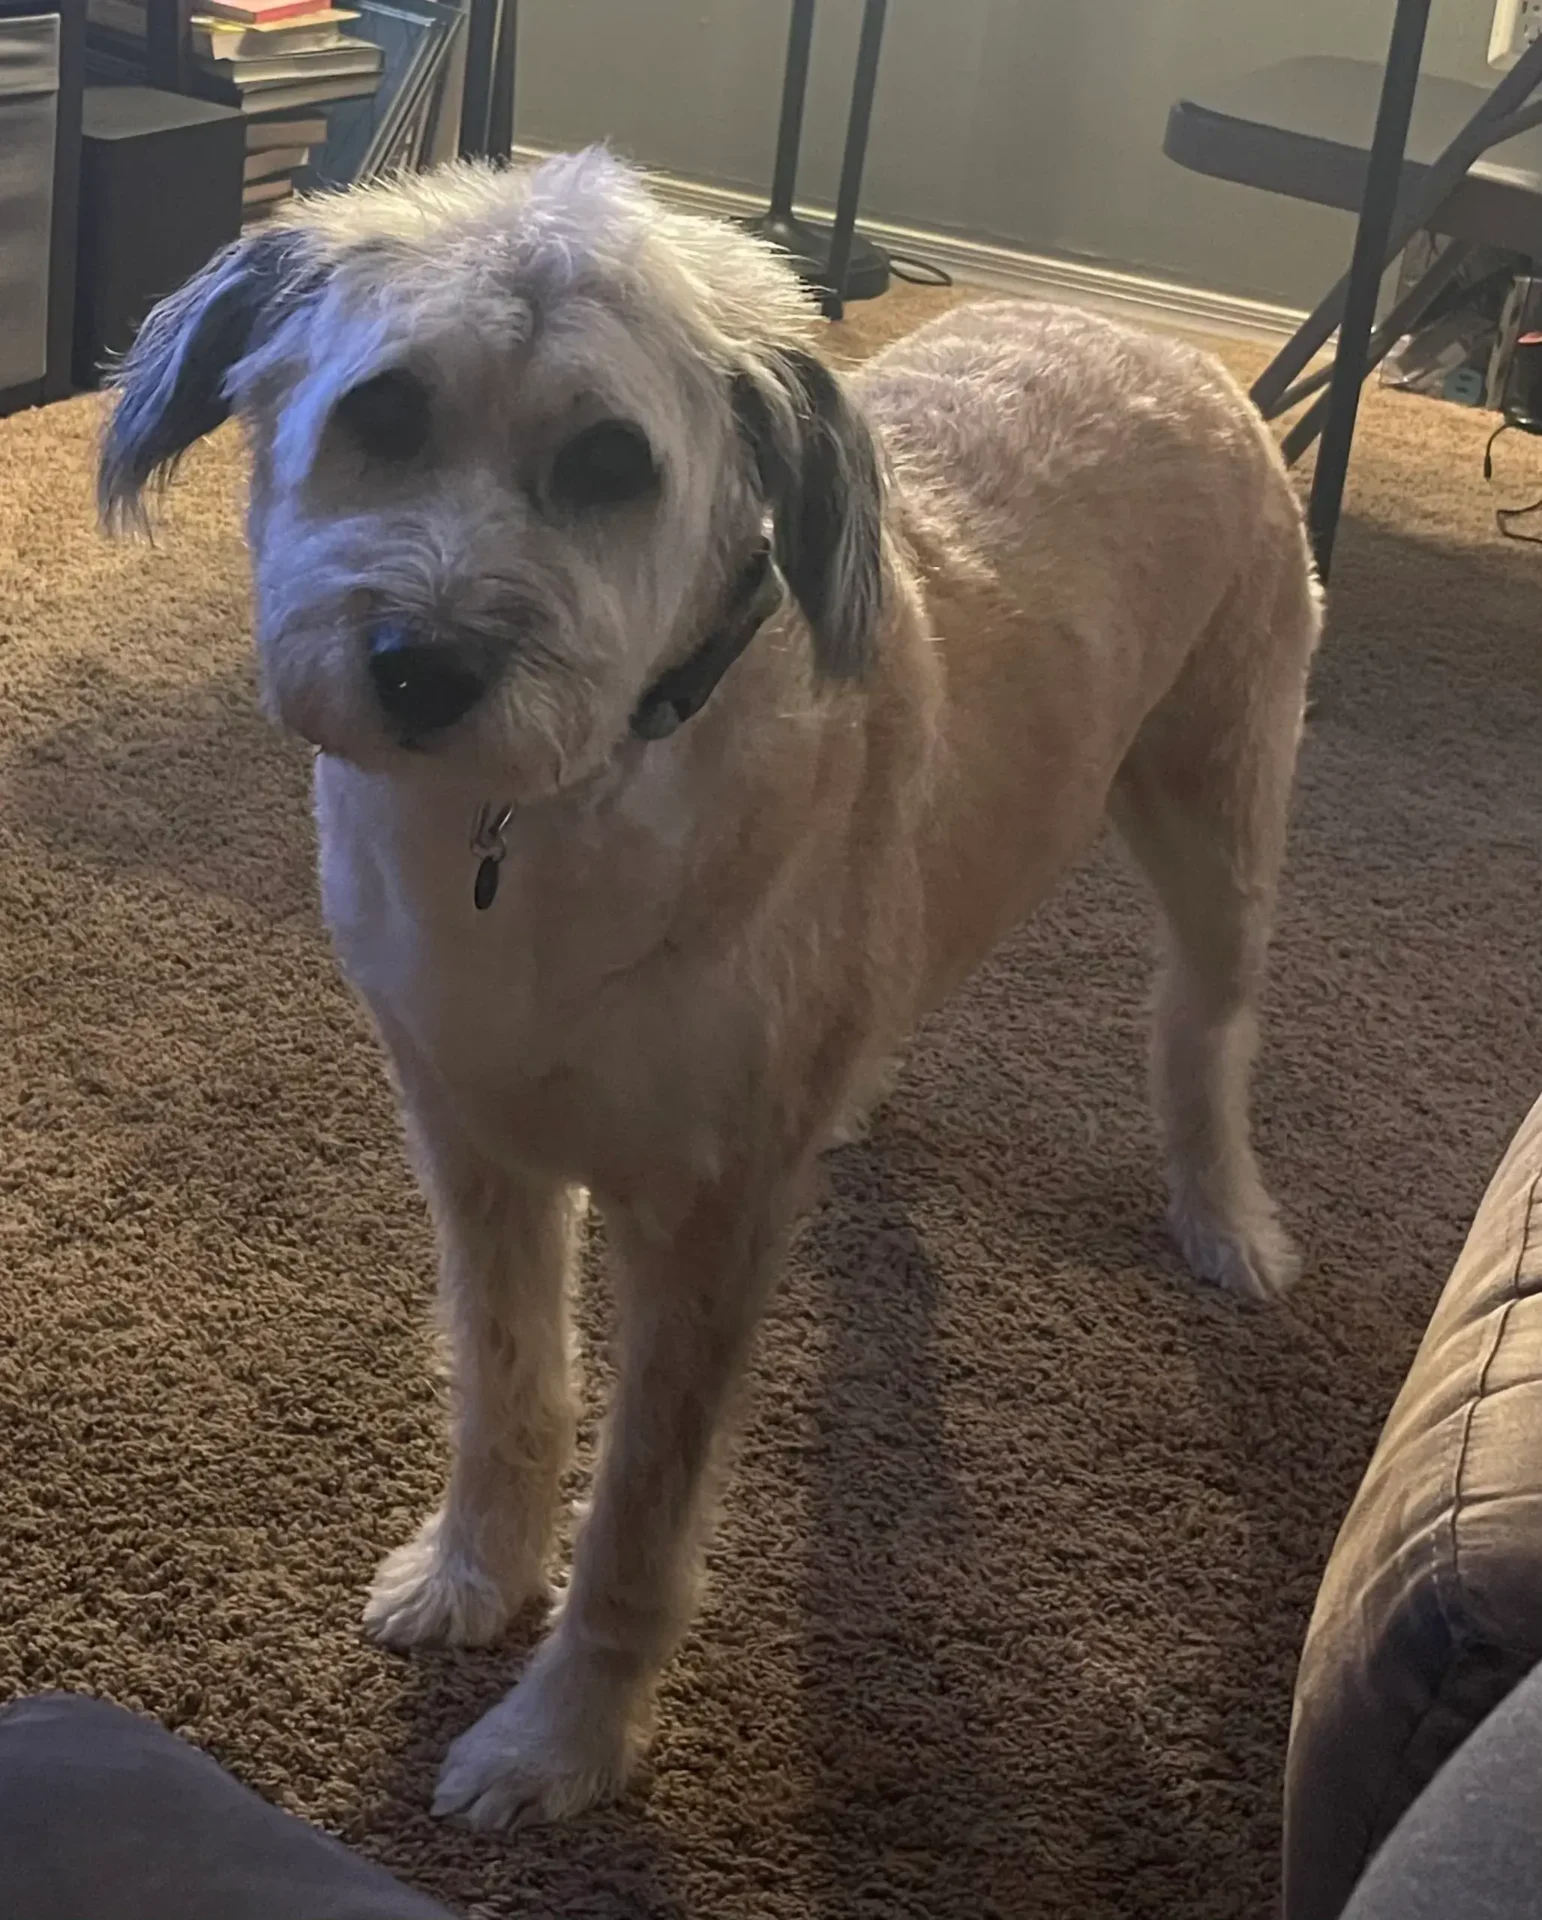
[1283,1091,1542,1920]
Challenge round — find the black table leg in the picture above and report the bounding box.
[1308,0,1432,580]
[822,0,887,321]
[458,0,501,159]
[746,0,890,308]
[768,0,815,224]
[486,0,516,161]
[143,0,189,94]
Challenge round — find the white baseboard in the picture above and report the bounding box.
[509,144,1306,346]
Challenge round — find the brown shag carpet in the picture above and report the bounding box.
[2,281,1540,1920]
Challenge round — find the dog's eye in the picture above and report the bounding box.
[333,369,431,461]
[548,421,658,512]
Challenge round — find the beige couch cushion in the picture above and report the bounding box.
[1283,1090,1542,1920]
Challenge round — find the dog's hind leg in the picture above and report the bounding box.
[364,1086,580,1650]
[1111,534,1321,1302]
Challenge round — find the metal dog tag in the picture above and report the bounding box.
[473,855,501,911]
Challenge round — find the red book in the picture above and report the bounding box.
[204,0,332,22]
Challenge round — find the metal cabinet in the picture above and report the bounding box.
[0,14,60,391]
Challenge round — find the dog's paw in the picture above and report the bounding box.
[824,1110,870,1150]
[430,1639,643,1828]
[825,1053,902,1150]
[1168,1193,1301,1303]
[364,1511,546,1650]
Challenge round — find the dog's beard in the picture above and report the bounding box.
[254,587,640,800]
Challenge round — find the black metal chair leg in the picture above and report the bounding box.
[821,0,887,321]
[1280,235,1475,466]
[1307,0,1432,581]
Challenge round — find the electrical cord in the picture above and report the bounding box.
[1483,419,1542,542]
[885,251,953,288]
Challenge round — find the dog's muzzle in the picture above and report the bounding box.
[366,621,492,741]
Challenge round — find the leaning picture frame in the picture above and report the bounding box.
[305,0,463,188]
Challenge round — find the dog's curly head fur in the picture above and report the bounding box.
[99,150,884,790]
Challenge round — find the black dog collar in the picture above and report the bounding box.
[472,544,785,910]
[629,543,784,742]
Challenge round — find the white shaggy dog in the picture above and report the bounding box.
[100,150,1321,1828]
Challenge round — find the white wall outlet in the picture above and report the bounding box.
[1490,0,1542,69]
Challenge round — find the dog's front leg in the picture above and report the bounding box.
[364,1091,580,1652]
[431,1161,797,1828]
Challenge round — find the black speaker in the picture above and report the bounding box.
[73,84,245,388]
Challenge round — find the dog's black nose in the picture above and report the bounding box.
[366,624,489,738]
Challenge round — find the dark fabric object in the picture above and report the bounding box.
[1283,1092,1542,1920]
[1340,1656,1542,1920]
[0,1694,460,1920]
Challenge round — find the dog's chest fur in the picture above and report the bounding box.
[313,751,754,1191]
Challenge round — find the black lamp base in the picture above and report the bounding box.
[742,210,891,305]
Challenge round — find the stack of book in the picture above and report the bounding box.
[85,0,466,201]
[84,0,386,220]
[189,0,384,218]
[240,113,329,221]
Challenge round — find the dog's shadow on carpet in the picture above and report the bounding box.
[785,1135,1339,1920]
[791,1145,1157,1920]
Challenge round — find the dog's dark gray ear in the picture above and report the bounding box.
[99,226,320,531]
[731,347,883,680]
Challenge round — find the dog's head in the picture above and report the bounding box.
[99,150,884,791]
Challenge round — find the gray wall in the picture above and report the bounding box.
[515,0,1496,312]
